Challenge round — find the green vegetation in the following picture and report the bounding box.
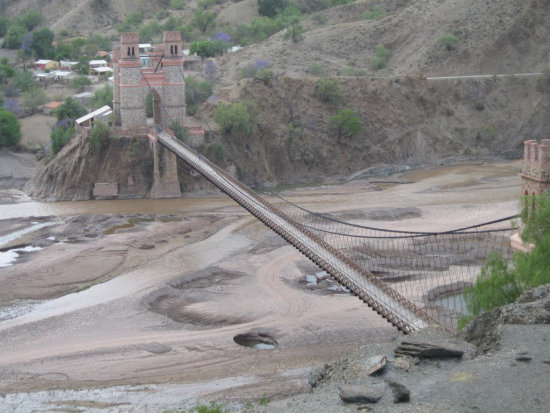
[340,65,368,77]
[311,12,328,25]
[315,77,342,103]
[258,0,289,18]
[22,87,46,114]
[283,18,305,43]
[0,108,21,147]
[93,84,113,108]
[214,101,254,137]
[185,77,214,115]
[329,109,362,141]
[71,76,92,92]
[307,63,327,76]
[255,67,275,85]
[50,98,87,155]
[189,40,229,58]
[362,6,387,20]
[370,43,389,70]
[207,142,226,163]
[89,122,111,153]
[163,402,230,413]
[192,9,216,33]
[169,120,190,143]
[458,194,550,330]
[438,34,459,51]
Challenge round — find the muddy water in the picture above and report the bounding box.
[0,196,236,220]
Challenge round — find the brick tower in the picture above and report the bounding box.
[511,139,550,252]
[114,32,186,198]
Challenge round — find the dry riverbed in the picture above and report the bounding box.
[0,159,523,411]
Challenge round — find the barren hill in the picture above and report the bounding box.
[217,0,550,82]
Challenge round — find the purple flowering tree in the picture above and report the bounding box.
[3,97,20,115]
[210,32,231,44]
[204,60,217,81]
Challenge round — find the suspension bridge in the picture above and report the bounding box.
[148,127,516,334]
[107,31,518,334]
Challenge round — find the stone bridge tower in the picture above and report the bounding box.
[511,139,550,252]
[113,31,186,198]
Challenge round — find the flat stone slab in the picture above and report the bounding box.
[138,342,172,354]
[394,341,464,358]
[339,384,386,404]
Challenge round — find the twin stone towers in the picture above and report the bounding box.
[113,31,186,131]
[111,31,186,198]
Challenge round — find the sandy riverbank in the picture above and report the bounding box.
[0,159,522,411]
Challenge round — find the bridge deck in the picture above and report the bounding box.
[157,130,431,333]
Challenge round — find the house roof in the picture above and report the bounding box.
[89,59,108,66]
[44,101,62,109]
[35,59,53,65]
[76,105,112,125]
[97,51,109,57]
[93,66,113,73]
[74,92,94,98]
[139,43,152,49]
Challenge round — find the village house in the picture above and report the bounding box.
[35,59,60,71]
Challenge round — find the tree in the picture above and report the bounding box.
[13,70,34,92]
[71,75,92,92]
[31,27,55,58]
[329,109,362,141]
[54,97,86,121]
[192,9,215,33]
[19,9,42,31]
[22,87,46,113]
[0,15,10,37]
[93,84,113,108]
[3,25,27,49]
[214,102,253,136]
[258,0,288,18]
[89,122,111,153]
[315,78,342,103]
[0,108,21,147]
[459,194,550,329]
[283,18,305,43]
[50,123,74,155]
[185,77,213,115]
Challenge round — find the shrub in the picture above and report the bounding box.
[22,87,46,113]
[329,109,362,141]
[438,34,459,51]
[255,67,274,85]
[315,78,342,103]
[258,0,289,18]
[185,77,213,115]
[370,43,389,70]
[362,6,387,20]
[340,65,368,77]
[458,194,550,330]
[0,108,21,146]
[312,12,328,25]
[192,9,215,33]
[169,120,189,143]
[89,122,111,153]
[214,101,253,136]
[71,76,92,92]
[170,0,186,9]
[207,142,226,164]
[93,84,113,108]
[54,97,86,121]
[283,19,305,43]
[307,63,326,76]
[50,122,74,154]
